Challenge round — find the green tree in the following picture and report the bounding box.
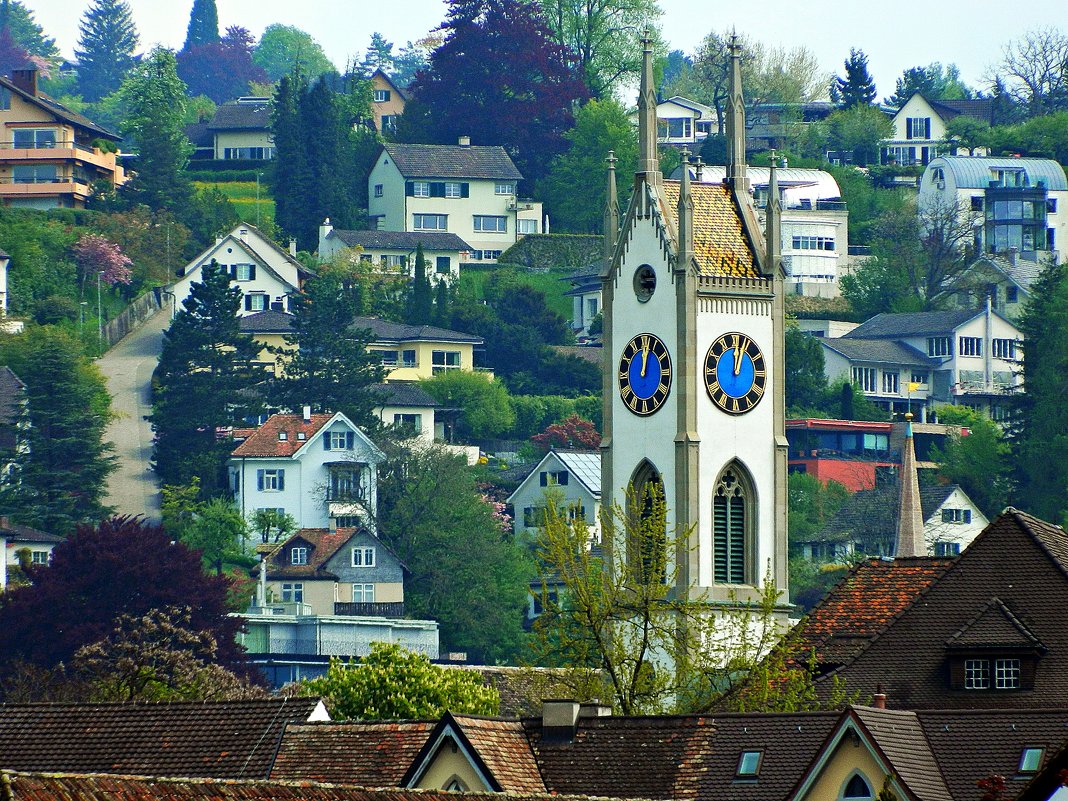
[1010,259,1068,523]
[151,262,262,494]
[301,643,499,720]
[420,370,516,440]
[539,98,638,232]
[249,507,296,544]
[183,0,219,50]
[943,115,990,156]
[74,0,138,102]
[253,24,335,81]
[539,0,662,98]
[826,103,893,166]
[359,32,394,76]
[928,406,1011,519]
[987,112,1068,163]
[785,324,828,416]
[180,498,249,575]
[886,63,972,107]
[830,48,877,108]
[998,27,1068,116]
[269,272,384,429]
[116,47,194,213]
[3,1,58,61]
[0,327,115,534]
[788,472,850,544]
[432,277,451,328]
[406,244,433,324]
[376,443,532,663]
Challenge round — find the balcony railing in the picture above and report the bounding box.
[334,601,405,617]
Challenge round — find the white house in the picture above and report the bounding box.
[688,163,849,297]
[318,220,471,284]
[881,93,994,167]
[369,382,439,448]
[919,156,1067,264]
[563,263,602,340]
[367,140,542,264]
[1,518,62,589]
[507,450,601,540]
[938,253,1043,321]
[205,97,275,161]
[821,305,1023,421]
[654,96,715,145]
[171,223,312,315]
[229,409,384,530]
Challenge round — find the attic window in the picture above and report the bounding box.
[1019,747,1044,773]
[843,774,873,799]
[278,432,287,441]
[736,750,762,777]
[634,264,656,302]
[297,432,306,440]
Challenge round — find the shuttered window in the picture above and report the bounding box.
[713,467,747,584]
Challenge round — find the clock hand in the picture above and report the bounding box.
[733,344,742,376]
[641,340,650,378]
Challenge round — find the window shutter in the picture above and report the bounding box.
[277,470,285,491]
[249,264,257,280]
[244,295,253,311]
[559,473,569,486]
[229,264,237,278]
[405,181,414,196]
[461,183,470,198]
[257,470,265,491]
[324,434,331,451]
[346,431,354,449]
[925,117,931,138]
[540,472,547,487]
[431,182,445,198]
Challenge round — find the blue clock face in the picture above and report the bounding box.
[618,333,671,416]
[704,333,767,415]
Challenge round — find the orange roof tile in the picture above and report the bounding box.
[266,529,360,579]
[450,716,546,794]
[231,413,334,457]
[661,180,759,278]
[271,721,436,784]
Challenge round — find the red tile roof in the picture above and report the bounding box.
[449,716,546,794]
[231,413,334,457]
[266,529,360,580]
[791,557,955,669]
[271,721,435,785]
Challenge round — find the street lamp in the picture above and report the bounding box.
[97,270,104,343]
[79,301,87,336]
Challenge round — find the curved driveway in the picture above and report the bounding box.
[97,308,170,521]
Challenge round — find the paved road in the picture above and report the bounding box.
[98,307,170,521]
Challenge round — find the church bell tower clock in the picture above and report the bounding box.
[600,34,789,614]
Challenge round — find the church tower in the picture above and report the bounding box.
[600,34,788,612]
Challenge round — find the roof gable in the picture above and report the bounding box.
[0,75,119,140]
[232,412,382,461]
[382,143,523,181]
[661,180,760,278]
[271,720,435,784]
[507,450,600,505]
[945,596,1046,652]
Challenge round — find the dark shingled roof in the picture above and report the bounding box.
[352,317,482,345]
[239,310,295,334]
[383,143,522,181]
[844,309,981,339]
[370,382,439,408]
[821,338,936,367]
[851,707,952,801]
[813,509,1068,708]
[815,484,962,545]
[264,528,362,580]
[0,75,119,140]
[926,95,996,125]
[271,720,435,784]
[0,366,26,426]
[0,698,324,779]
[945,596,1045,651]
[208,101,272,131]
[329,229,472,252]
[0,519,61,544]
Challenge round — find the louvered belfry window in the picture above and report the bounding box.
[713,467,747,584]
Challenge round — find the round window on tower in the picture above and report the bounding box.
[634,265,656,302]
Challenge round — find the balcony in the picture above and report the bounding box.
[0,140,120,172]
[0,175,92,200]
[334,601,405,617]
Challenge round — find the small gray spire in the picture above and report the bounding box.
[726,34,748,194]
[765,150,781,276]
[636,28,660,185]
[895,415,925,558]
[677,147,693,272]
[604,150,619,269]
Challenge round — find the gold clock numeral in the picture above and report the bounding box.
[627,395,639,411]
[621,384,633,401]
[708,380,721,395]
[658,380,669,394]
[752,382,765,398]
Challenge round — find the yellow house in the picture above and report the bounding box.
[370,69,408,134]
[355,316,484,381]
[0,68,126,209]
[207,97,275,161]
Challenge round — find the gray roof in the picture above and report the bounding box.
[972,255,1044,292]
[369,382,439,408]
[927,96,995,124]
[932,156,1068,191]
[329,229,472,252]
[815,484,964,545]
[0,519,62,544]
[208,101,272,131]
[844,309,982,339]
[239,310,295,334]
[0,366,26,426]
[821,338,936,367]
[382,143,523,181]
[553,450,601,496]
[352,316,482,345]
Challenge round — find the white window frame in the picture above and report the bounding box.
[374,183,383,197]
[291,546,308,565]
[959,336,982,357]
[373,89,390,102]
[444,181,463,198]
[261,469,283,491]
[927,337,952,357]
[412,181,430,197]
[965,658,990,689]
[30,550,49,565]
[352,546,376,567]
[881,371,899,395]
[992,338,1016,359]
[517,218,538,234]
[235,264,254,281]
[995,658,1021,689]
[413,213,447,231]
[393,413,422,432]
[473,215,508,233]
[494,182,514,195]
[281,582,304,603]
[352,583,375,603]
[247,293,267,312]
[852,367,877,393]
[327,431,350,450]
[432,349,461,374]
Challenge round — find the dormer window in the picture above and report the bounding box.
[291,546,308,565]
[1019,747,1044,773]
[278,431,288,441]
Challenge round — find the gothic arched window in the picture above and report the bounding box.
[629,461,666,585]
[712,464,752,584]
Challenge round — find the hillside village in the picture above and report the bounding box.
[1,1,1068,799]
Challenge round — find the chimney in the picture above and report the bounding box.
[11,67,37,97]
[458,135,471,147]
[302,405,312,423]
[872,684,887,709]
[289,238,297,257]
[578,701,612,718]
[1007,246,1018,265]
[694,156,704,182]
[894,414,925,558]
[541,699,580,743]
[238,227,248,242]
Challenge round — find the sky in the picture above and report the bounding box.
[20,0,1068,100]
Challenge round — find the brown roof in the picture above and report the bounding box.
[0,75,119,140]
[661,180,759,278]
[265,528,360,580]
[230,413,334,457]
[445,715,545,794]
[851,707,951,801]
[0,698,324,780]
[271,721,435,784]
[813,509,1068,708]
[791,557,954,669]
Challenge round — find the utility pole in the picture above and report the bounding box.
[97,271,104,343]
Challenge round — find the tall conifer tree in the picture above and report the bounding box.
[407,245,432,325]
[183,0,219,51]
[831,48,877,108]
[75,0,138,102]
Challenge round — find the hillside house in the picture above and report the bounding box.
[318,220,471,283]
[881,93,995,167]
[370,69,408,133]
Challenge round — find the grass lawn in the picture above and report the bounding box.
[459,263,574,321]
[195,181,275,229]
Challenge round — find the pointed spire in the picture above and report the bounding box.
[604,150,619,270]
[765,150,781,276]
[677,147,693,272]
[726,34,748,194]
[636,28,660,186]
[895,414,925,558]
